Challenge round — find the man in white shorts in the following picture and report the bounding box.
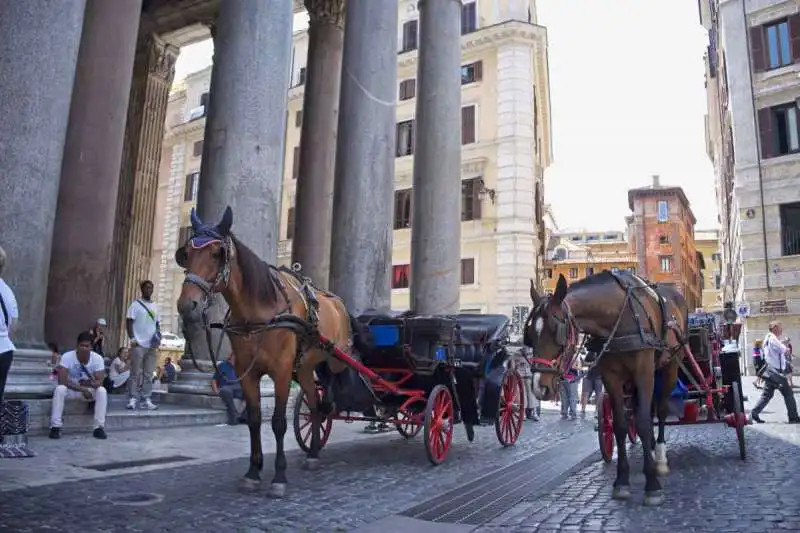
[49,331,108,439]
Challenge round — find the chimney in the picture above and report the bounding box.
[652,174,660,187]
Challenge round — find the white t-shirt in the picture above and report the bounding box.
[763,332,788,372]
[58,350,105,387]
[126,299,160,347]
[0,278,19,353]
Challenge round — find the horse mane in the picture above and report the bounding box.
[230,233,279,305]
[568,270,618,291]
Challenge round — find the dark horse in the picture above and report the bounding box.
[524,271,688,506]
[176,206,361,497]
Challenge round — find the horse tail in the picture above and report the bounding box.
[349,313,375,356]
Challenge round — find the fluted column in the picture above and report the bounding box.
[410,0,463,315]
[46,0,143,350]
[329,0,398,315]
[107,35,178,352]
[291,0,345,288]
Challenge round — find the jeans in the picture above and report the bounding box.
[128,345,157,400]
[219,385,245,423]
[51,385,107,429]
[560,379,579,417]
[523,375,541,415]
[751,378,799,421]
[0,351,13,404]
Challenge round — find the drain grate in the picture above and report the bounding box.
[81,455,194,472]
[108,492,165,506]
[401,434,598,525]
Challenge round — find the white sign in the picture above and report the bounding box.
[737,304,750,317]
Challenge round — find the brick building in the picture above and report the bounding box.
[626,175,703,310]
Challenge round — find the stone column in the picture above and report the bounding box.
[291,0,345,288]
[0,1,87,397]
[329,0,398,315]
[45,0,143,350]
[106,35,179,352]
[410,0,463,315]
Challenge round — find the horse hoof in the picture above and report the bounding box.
[655,462,670,476]
[304,458,320,471]
[241,477,261,491]
[612,486,631,500]
[269,483,287,498]
[644,491,664,506]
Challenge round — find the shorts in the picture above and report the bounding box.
[754,356,765,372]
[582,376,603,399]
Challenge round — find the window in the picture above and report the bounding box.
[568,268,578,279]
[460,258,475,285]
[461,1,477,35]
[183,172,199,202]
[714,273,721,290]
[192,140,203,157]
[295,110,303,128]
[462,105,476,145]
[392,264,410,289]
[286,207,295,240]
[657,200,668,222]
[401,20,418,52]
[658,234,669,245]
[177,225,192,247]
[394,189,412,229]
[199,92,209,114]
[626,267,636,275]
[604,234,618,240]
[755,20,793,70]
[396,120,415,157]
[461,62,483,85]
[586,267,594,276]
[297,67,306,86]
[292,146,300,179]
[660,256,673,272]
[461,178,482,221]
[399,79,416,101]
[780,202,800,256]
[554,248,567,260]
[545,268,553,279]
[759,104,800,158]
[711,252,721,262]
[586,235,598,241]
[571,236,582,241]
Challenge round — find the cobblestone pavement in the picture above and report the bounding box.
[0,411,593,533]
[477,379,800,533]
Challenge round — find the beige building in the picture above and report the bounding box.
[695,228,723,312]
[152,1,552,332]
[701,0,800,353]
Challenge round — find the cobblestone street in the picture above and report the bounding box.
[1,379,798,533]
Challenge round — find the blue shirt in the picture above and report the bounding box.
[213,360,238,388]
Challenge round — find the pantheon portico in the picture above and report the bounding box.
[0,0,465,396]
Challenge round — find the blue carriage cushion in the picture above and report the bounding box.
[369,325,400,347]
[670,378,689,399]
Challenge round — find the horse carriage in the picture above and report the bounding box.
[596,310,747,463]
[292,312,526,465]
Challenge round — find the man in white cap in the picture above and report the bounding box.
[89,318,107,358]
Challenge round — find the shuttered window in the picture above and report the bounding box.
[286,207,295,240]
[460,258,475,285]
[461,178,482,221]
[183,172,199,202]
[750,15,800,73]
[295,110,303,127]
[392,264,410,289]
[461,61,483,85]
[759,104,800,159]
[396,120,415,157]
[292,146,300,179]
[399,79,416,101]
[393,189,412,229]
[177,226,192,247]
[462,105,476,145]
[402,20,418,52]
[192,140,203,157]
[461,2,477,34]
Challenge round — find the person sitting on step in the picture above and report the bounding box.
[49,331,108,440]
[211,353,248,425]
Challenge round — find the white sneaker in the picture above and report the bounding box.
[141,399,158,411]
[126,398,137,410]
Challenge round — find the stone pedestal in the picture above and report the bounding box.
[0,0,87,346]
[291,0,345,288]
[3,349,56,399]
[410,0,464,315]
[329,0,399,315]
[46,0,144,350]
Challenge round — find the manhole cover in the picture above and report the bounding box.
[108,492,165,506]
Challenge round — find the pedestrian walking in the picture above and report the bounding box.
[750,321,800,424]
[125,280,161,410]
[753,340,764,389]
[0,245,18,405]
[560,362,580,420]
[515,347,540,421]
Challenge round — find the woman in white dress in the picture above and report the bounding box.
[108,347,131,392]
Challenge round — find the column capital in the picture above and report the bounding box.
[146,36,179,81]
[305,0,345,29]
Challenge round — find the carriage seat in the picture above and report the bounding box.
[450,314,511,366]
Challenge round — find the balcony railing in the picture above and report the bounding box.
[782,228,800,256]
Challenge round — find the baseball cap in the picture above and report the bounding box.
[97,318,108,326]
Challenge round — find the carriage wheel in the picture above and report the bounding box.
[424,385,454,465]
[395,400,424,439]
[292,385,333,454]
[732,381,746,461]
[597,392,614,463]
[495,369,525,447]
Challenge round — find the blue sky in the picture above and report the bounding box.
[174,1,718,232]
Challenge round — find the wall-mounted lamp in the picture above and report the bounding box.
[478,178,496,205]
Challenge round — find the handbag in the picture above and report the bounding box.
[759,366,788,389]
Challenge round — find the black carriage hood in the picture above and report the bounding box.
[450,314,511,345]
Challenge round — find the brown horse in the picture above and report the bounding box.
[176,206,358,497]
[524,271,688,506]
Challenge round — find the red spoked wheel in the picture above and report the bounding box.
[495,369,525,447]
[424,385,455,465]
[293,385,333,454]
[395,399,424,439]
[732,382,746,461]
[597,392,614,463]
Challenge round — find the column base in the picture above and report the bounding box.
[170,360,275,397]
[4,348,57,399]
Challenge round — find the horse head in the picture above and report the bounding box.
[524,273,579,400]
[176,206,234,324]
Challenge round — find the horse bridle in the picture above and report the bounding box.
[524,298,581,379]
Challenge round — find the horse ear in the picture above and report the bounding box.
[218,206,233,235]
[552,274,568,305]
[529,279,541,306]
[190,208,202,230]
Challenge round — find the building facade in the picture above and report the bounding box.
[701,0,800,352]
[541,230,637,293]
[626,176,703,311]
[154,0,553,333]
[695,228,723,312]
